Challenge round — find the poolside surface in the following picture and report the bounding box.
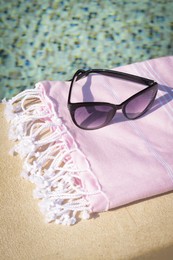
[1,103,173,260]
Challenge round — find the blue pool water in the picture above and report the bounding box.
[0,0,173,99]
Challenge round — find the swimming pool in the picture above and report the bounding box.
[0,0,173,99]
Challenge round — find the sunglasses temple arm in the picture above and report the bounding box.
[97,71,154,85]
[80,69,155,86]
[68,69,156,86]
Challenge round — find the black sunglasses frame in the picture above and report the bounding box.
[67,69,158,130]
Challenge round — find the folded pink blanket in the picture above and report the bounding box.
[4,56,173,225]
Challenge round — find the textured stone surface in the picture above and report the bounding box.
[0,0,173,99]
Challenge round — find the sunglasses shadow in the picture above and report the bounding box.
[82,74,94,102]
[108,84,173,125]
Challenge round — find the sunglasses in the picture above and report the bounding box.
[67,69,158,130]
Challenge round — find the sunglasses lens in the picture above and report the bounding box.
[74,105,115,130]
[124,85,158,119]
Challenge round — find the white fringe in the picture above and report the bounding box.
[3,87,97,225]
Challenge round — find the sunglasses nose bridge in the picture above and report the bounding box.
[115,103,123,110]
[114,103,127,119]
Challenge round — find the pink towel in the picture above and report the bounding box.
[4,56,173,225]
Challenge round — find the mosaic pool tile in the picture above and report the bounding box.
[0,0,173,99]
